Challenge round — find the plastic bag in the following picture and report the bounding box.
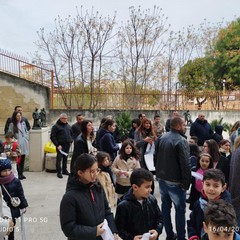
[44,141,56,153]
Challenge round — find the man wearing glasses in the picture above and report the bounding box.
[50,113,73,178]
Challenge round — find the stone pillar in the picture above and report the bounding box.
[29,127,50,171]
[185,125,190,140]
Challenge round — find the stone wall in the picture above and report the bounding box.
[0,71,50,133]
[1,71,240,137]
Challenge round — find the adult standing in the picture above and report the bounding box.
[8,111,29,180]
[165,111,179,132]
[134,117,157,193]
[50,113,72,179]
[4,106,31,135]
[60,153,118,240]
[71,120,96,173]
[211,124,224,144]
[71,113,84,142]
[155,116,191,240]
[190,112,213,147]
[138,113,146,122]
[229,136,240,229]
[152,114,164,137]
[203,139,230,184]
[128,118,141,139]
[134,117,157,169]
[230,121,240,150]
[98,119,119,161]
[219,139,231,162]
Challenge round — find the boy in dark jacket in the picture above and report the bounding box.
[202,199,240,240]
[187,169,231,240]
[115,168,163,240]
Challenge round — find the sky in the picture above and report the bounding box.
[0,0,239,59]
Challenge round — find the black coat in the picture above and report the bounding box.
[98,129,119,161]
[0,175,28,218]
[70,134,88,173]
[216,155,230,184]
[50,119,72,147]
[155,129,191,190]
[115,188,163,240]
[71,122,81,141]
[60,175,117,240]
[190,118,213,146]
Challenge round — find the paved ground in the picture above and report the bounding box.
[14,165,191,240]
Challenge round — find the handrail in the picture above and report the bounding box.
[0,48,53,88]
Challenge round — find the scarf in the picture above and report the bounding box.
[0,172,15,185]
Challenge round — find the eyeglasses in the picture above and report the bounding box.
[87,168,101,175]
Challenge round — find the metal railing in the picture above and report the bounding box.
[52,89,240,111]
[1,49,240,111]
[0,48,53,88]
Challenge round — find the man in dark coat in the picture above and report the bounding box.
[190,113,213,146]
[71,113,84,142]
[50,113,72,178]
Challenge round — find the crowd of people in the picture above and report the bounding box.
[49,110,240,240]
[0,105,29,239]
[1,107,240,240]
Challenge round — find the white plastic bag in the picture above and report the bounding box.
[144,143,155,171]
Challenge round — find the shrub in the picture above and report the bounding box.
[116,111,132,141]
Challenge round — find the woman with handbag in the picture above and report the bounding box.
[0,158,28,240]
[8,111,29,180]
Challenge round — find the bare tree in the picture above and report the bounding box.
[35,7,116,109]
[115,6,170,95]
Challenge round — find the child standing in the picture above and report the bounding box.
[0,159,28,240]
[187,168,231,240]
[96,151,117,208]
[3,132,21,178]
[60,153,118,239]
[189,153,213,210]
[112,139,140,200]
[115,168,164,240]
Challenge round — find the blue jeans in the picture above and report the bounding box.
[158,179,186,240]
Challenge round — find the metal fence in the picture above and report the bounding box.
[1,48,240,111]
[52,89,240,111]
[0,49,53,88]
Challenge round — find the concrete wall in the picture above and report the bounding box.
[1,71,240,136]
[0,71,50,133]
[48,109,240,129]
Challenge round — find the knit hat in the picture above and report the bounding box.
[0,158,12,172]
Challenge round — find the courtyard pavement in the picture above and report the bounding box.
[14,165,191,240]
